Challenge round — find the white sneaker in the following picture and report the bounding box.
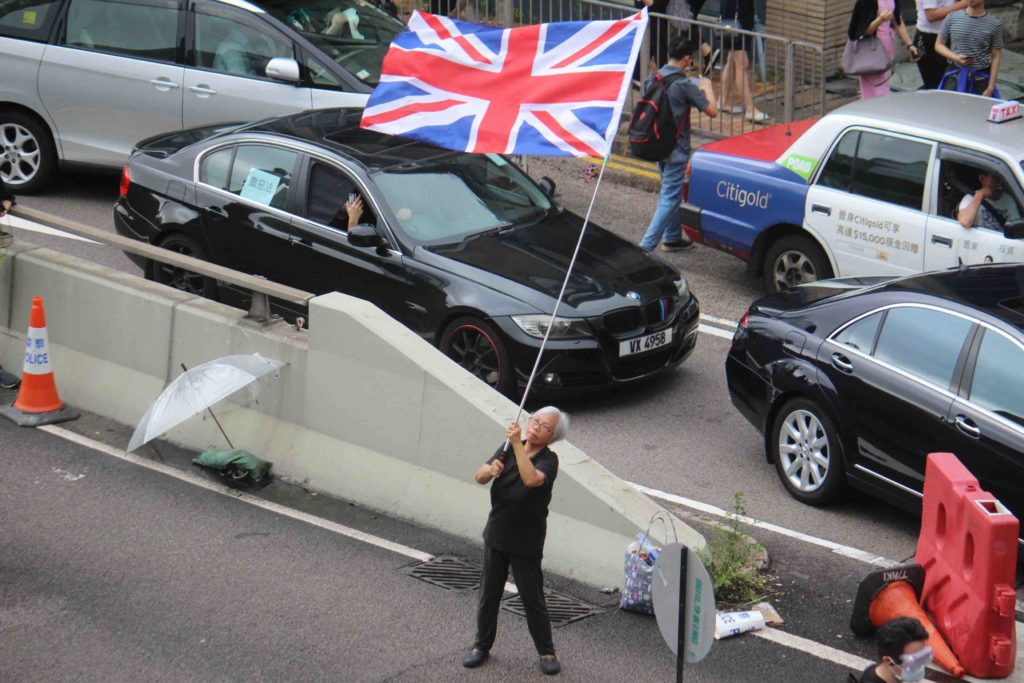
[729,105,745,115]
[745,110,772,123]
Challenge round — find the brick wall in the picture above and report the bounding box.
[766,0,854,77]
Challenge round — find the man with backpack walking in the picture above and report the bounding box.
[632,37,718,252]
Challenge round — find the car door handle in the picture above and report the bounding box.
[931,235,954,248]
[149,78,180,90]
[831,352,853,373]
[188,85,217,96]
[811,203,832,216]
[954,415,981,439]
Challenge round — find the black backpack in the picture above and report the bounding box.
[628,72,687,162]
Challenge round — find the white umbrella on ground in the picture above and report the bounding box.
[128,353,285,452]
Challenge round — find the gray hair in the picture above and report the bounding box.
[534,406,569,443]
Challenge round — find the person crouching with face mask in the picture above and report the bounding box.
[859,617,933,682]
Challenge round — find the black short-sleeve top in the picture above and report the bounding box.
[482,442,559,560]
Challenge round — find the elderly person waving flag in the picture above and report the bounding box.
[464,407,568,676]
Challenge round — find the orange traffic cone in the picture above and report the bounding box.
[0,296,79,427]
[850,564,965,678]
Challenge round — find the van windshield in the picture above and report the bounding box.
[261,0,404,85]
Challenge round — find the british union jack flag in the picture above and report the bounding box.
[360,10,648,157]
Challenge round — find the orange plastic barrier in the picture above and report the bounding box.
[915,452,1018,678]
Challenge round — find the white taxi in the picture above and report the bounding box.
[683,91,1024,291]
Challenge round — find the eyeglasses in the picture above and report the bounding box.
[528,417,554,434]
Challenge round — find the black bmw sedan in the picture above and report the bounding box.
[114,109,699,397]
[727,265,1024,523]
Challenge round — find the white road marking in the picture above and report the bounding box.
[37,425,519,594]
[697,324,735,340]
[33,424,1009,677]
[631,482,900,568]
[3,215,100,244]
[700,313,739,328]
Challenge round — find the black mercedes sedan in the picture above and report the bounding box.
[114,109,699,398]
[726,265,1024,523]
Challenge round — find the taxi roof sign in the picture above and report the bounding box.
[988,100,1021,124]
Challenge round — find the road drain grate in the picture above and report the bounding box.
[402,556,481,591]
[502,590,604,627]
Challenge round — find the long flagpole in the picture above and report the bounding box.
[509,155,611,429]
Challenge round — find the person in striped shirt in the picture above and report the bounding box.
[934,0,1004,97]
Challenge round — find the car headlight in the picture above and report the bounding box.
[511,315,593,339]
[674,277,690,301]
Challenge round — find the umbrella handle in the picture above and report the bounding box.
[181,362,235,450]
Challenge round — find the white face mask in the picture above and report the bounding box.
[895,646,933,682]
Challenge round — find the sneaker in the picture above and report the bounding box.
[539,655,561,675]
[745,110,773,123]
[729,105,745,115]
[0,367,20,390]
[661,239,694,252]
[463,649,489,668]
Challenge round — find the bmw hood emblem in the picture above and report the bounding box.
[626,291,641,301]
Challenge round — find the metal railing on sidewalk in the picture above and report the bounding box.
[7,206,314,325]
[422,0,826,139]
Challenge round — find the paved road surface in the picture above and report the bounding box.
[6,160,923,567]
[2,409,978,682]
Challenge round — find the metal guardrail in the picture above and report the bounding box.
[7,206,314,324]
[425,0,826,138]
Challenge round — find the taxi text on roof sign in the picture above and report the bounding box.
[989,101,1021,124]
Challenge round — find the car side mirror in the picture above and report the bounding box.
[538,176,557,198]
[349,223,385,250]
[1005,219,1024,240]
[265,57,300,83]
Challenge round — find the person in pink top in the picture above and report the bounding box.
[848,0,919,98]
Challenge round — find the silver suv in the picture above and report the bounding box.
[0,0,404,192]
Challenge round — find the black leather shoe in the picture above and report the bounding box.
[463,649,489,668]
[539,655,561,675]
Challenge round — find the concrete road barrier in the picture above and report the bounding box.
[0,240,705,587]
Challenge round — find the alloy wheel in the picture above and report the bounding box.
[0,123,41,186]
[777,409,830,493]
[445,326,501,387]
[156,242,207,295]
[771,250,818,290]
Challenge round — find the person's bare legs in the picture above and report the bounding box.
[737,50,753,111]
[736,49,770,122]
[720,49,736,111]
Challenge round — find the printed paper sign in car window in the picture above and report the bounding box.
[240,169,281,207]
